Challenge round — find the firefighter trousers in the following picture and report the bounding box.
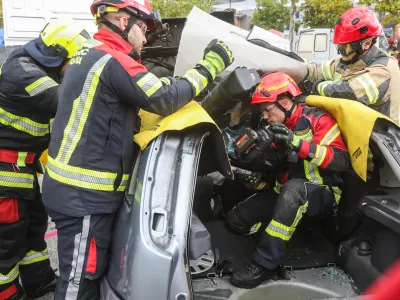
[46,209,116,300]
[0,195,55,299]
[233,178,336,270]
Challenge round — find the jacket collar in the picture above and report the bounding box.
[284,103,303,130]
[93,29,133,55]
[360,45,380,66]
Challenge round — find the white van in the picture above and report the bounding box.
[3,0,96,46]
[295,27,389,64]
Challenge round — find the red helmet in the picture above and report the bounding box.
[334,6,383,44]
[251,72,301,105]
[388,38,396,45]
[91,0,155,30]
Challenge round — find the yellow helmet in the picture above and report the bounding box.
[40,18,91,59]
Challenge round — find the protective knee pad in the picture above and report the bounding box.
[225,207,253,235]
[274,179,307,224]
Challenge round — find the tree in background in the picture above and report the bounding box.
[288,0,296,51]
[0,1,3,28]
[151,0,215,18]
[301,0,353,28]
[251,0,290,32]
[359,1,400,37]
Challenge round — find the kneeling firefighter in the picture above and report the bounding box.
[0,20,90,299]
[226,72,350,289]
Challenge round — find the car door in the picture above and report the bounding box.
[100,126,231,300]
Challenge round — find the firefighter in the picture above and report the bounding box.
[305,6,400,125]
[225,72,350,289]
[41,0,234,299]
[387,37,399,58]
[0,19,90,300]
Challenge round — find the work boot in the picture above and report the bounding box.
[25,275,58,298]
[231,260,275,289]
[225,207,253,234]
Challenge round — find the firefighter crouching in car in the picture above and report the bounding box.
[304,6,400,125]
[41,0,234,298]
[225,72,350,289]
[0,19,90,300]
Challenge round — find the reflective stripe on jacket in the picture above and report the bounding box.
[0,47,58,199]
[275,104,349,204]
[43,30,211,216]
[308,46,400,125]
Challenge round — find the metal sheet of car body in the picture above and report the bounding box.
[174,6,308,82]
[247,25,290,51]
[103,128,219,300]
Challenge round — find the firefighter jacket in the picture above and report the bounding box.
[275,104,350,204]
[0,47,59,200]
[307,45,400,125]
[42,30,214,216]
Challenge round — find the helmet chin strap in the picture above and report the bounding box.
[275,100,295,123]
[340,48,367,65]
[339,39,371,65]
[97,17,141,60]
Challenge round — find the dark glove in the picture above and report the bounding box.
[234,127,274,164]
[238,171,269,190]
[311,79,324,95]
[269,123,302,151]
[197,39,234,82]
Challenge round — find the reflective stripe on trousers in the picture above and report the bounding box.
[0,249,49,284]
[66,216,91,300]
[0,265,18,285]
[19,249,49,266]
[0,171,34,189]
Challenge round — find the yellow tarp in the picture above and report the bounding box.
[134,100,233,179]
[134,101,217,149]
[40,149,48,166]
[306,95,396,181]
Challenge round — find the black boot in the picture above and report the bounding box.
[231,261,275,289]
[25,275,58,298]
[225,207,253,234]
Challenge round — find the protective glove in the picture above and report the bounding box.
[197,39,234,82]
[311,79,324,95]
[269,123,302,151]
[238,171,269,190]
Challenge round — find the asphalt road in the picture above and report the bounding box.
[37,220,58,300]
[36,176,58,300]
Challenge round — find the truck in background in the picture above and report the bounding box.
[3,0,95,46]
[295,27,389,64]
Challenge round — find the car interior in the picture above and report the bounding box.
[101,14,400,300]
[186,119,400,300]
